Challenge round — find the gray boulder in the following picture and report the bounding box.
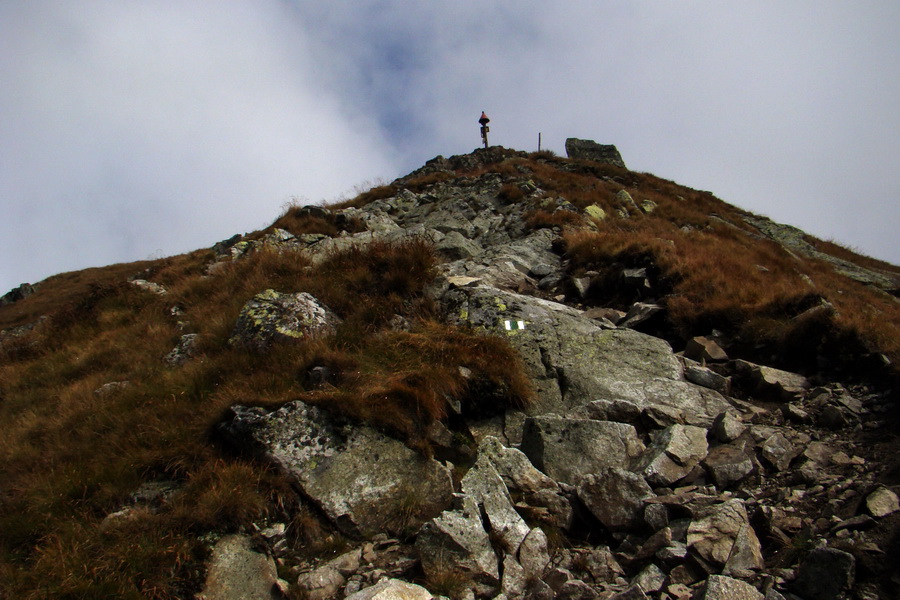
[219,401,453,538]
[521,416,645,485]
[577,468,654,532]
[441,284,730,426]
[229,290,338,351]
[565,138,627,169]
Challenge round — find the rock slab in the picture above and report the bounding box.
[219,401,453,538]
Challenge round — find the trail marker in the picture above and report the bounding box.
[479,112,490,148]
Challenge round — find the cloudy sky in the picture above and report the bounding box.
[2,2,898,295]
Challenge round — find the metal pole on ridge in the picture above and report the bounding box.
[479,112,490,149]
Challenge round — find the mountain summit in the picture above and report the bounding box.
[1,143,898,598]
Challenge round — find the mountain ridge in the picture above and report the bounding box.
[1,143,898,599]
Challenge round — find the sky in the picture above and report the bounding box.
[2,1,899,295]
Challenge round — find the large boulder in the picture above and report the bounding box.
[441,284,730,426]
[564,138,627,169]
[218,401,453,538]
[229,290,338,351]
[520,416,646,485]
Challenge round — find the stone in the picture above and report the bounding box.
[345,578,433,600]
[460,451,531,555]
[703,445,755,489]
[197,535,287,600]
[687,499,763,571]
[0,282,36,305]
[518,527,551,579]
[864,486,899,518]
[130,279,168,295]
[700,575,763,600]
[219,401,453,538]
[416,496,500,590]
[760,432,801,472]
[632,563,666,594]
[436,231,483,260]
[501,555,528,599]
[296,566,345,600]
[711,412,746,444]
[577,468,655,531]
[581,546,624,584]
[616,190,641,215]
[521,416,645,485]
[790,547,855,600]
[229,289,338,351]
[639,424,709,487]
[476,436,558,495]
[585,205,607,220]
[164,333,199,366]
[685,364,732,395]
[685,337,729,362]
[564,138,627,169]
[573,398,641,424]
[557,579,600,600]
[619,302,662,329]
[736,360,810,402]
[609,585,648,600]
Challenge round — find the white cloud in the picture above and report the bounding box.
[2,1,898,295]
[1,1,398,292]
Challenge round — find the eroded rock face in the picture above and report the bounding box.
[229,290,338,351]
[218,401,453,538]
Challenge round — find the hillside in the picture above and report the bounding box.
[1,143,898,599]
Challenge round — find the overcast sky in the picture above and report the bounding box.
[2,2,898,295]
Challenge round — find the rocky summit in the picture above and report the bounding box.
[1,143,899,599]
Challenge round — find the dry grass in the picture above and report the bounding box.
[0,233,534,597]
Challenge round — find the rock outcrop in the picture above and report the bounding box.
[564,138,627,169]
[219,401,453,538]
